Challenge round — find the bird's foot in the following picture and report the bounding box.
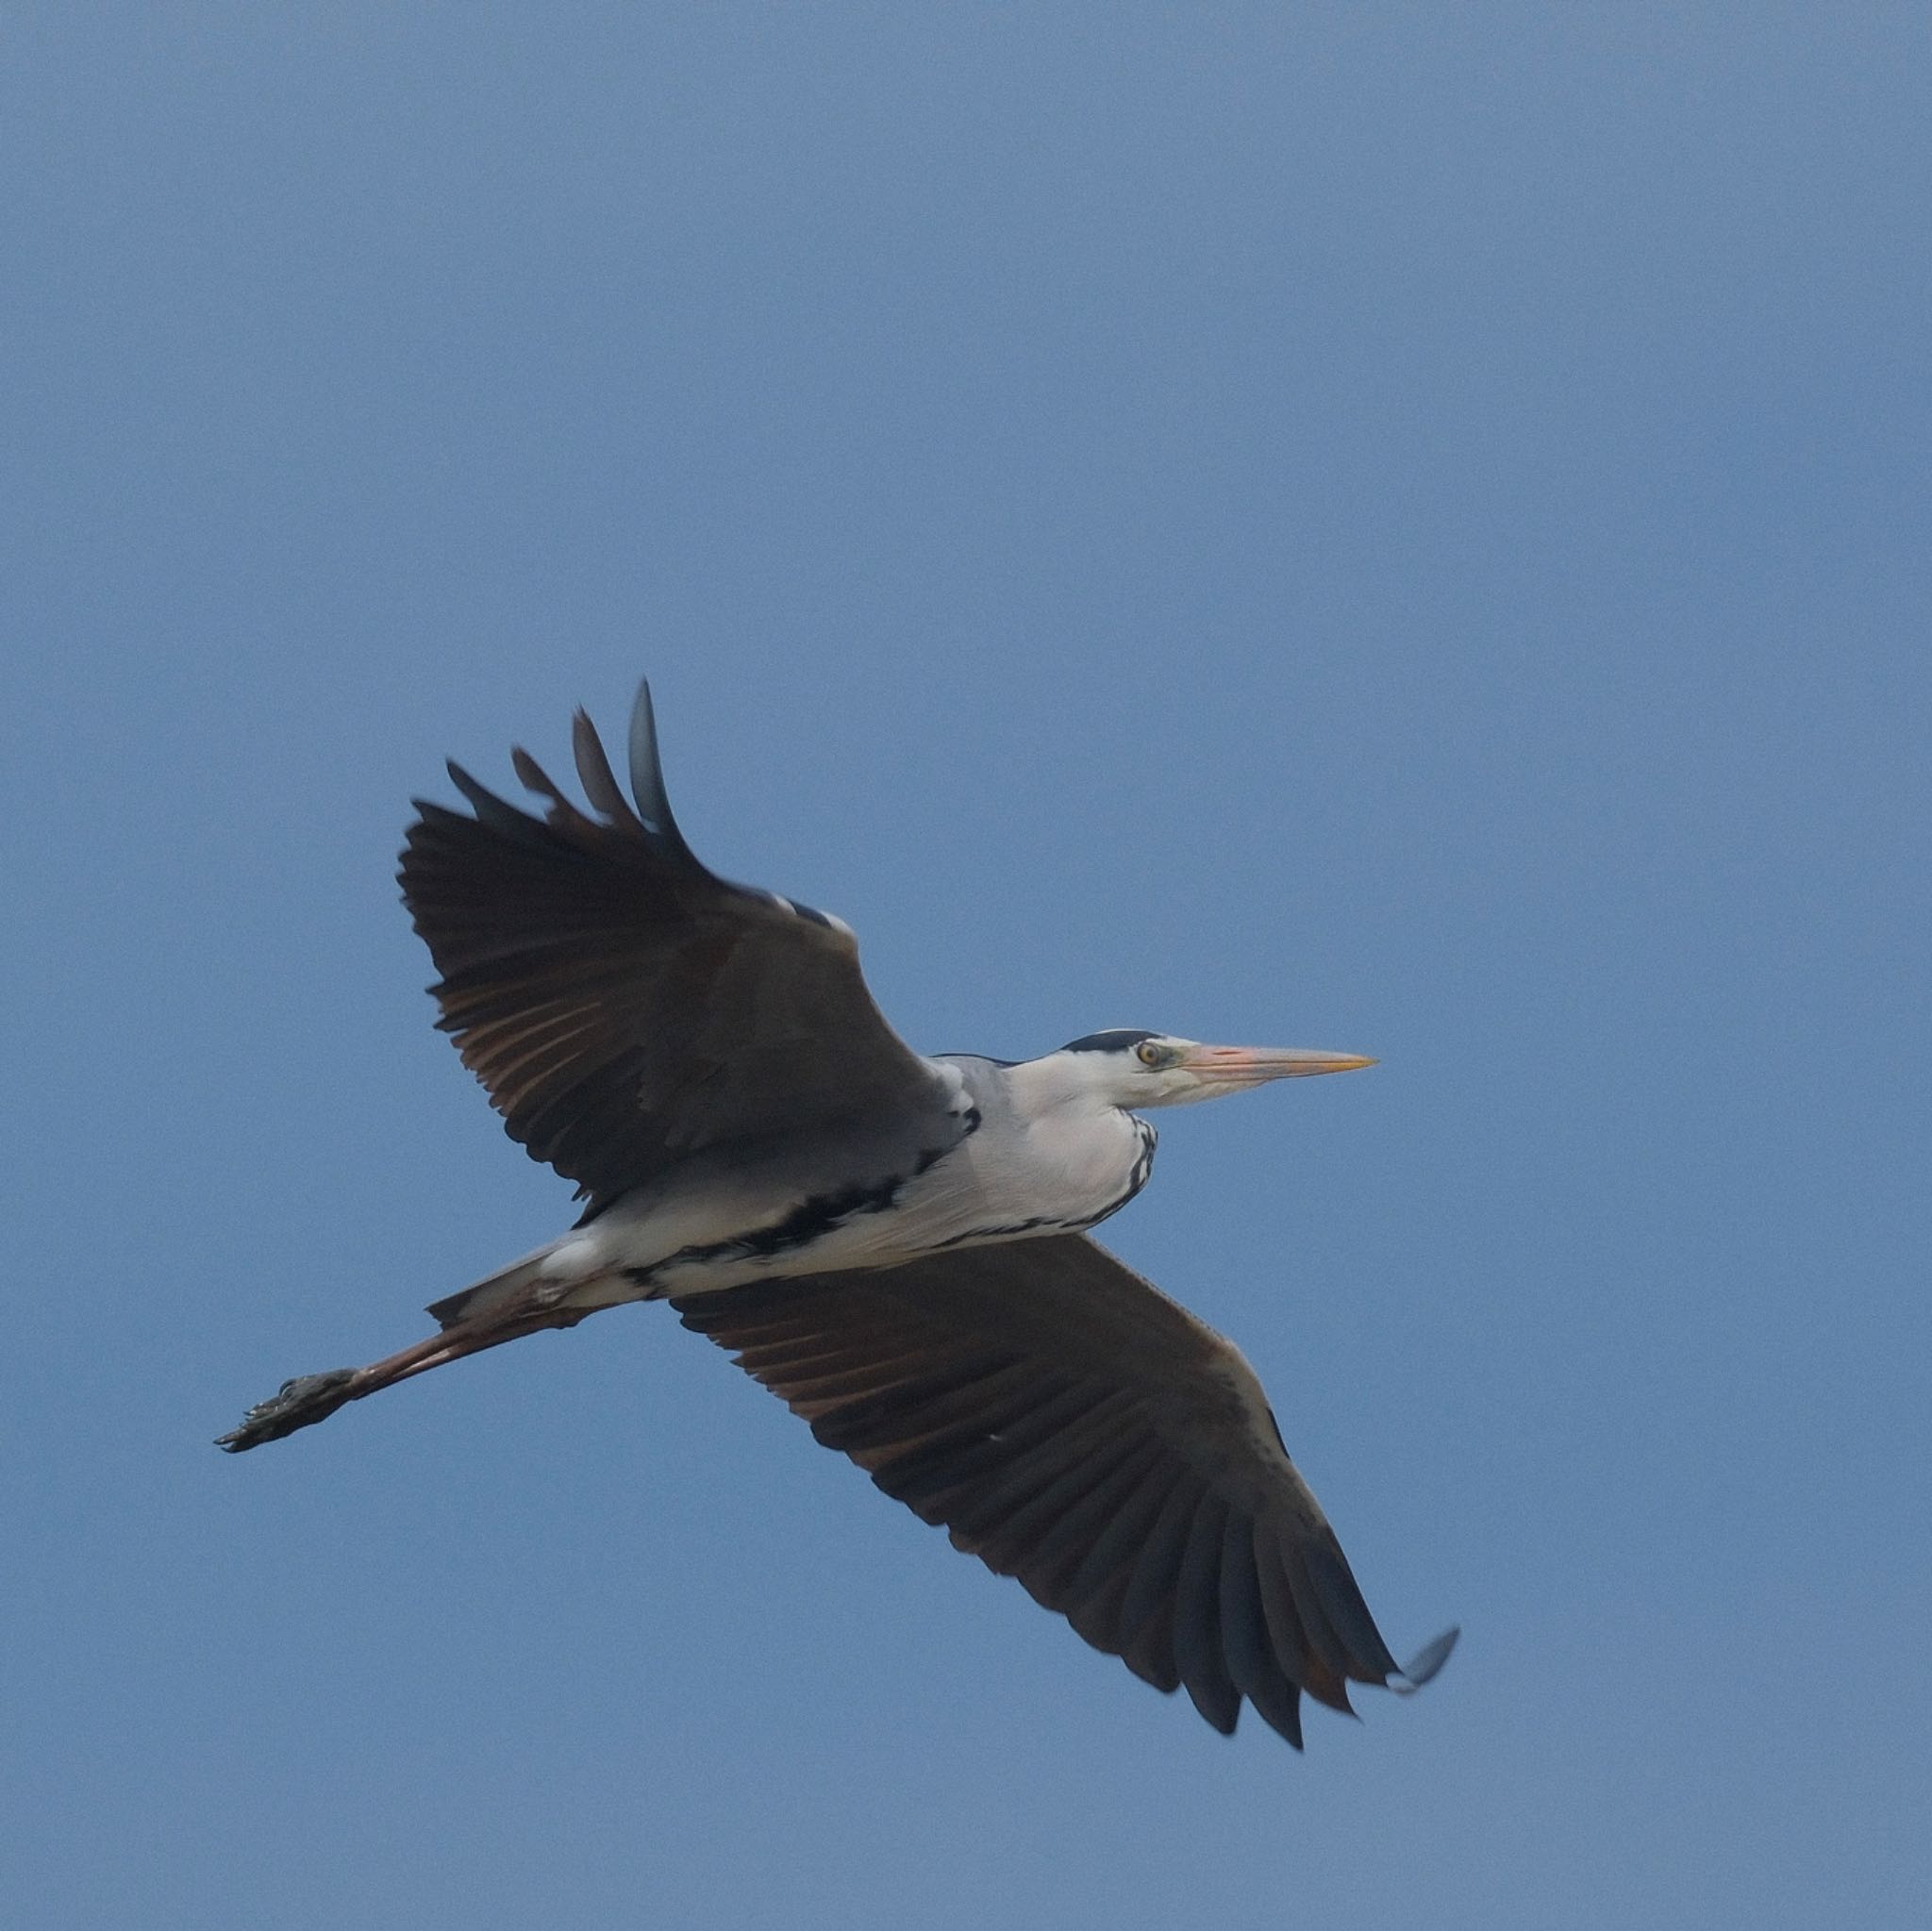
[216,1369,358,1452]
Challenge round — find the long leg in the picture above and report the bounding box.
[216,1302,600,1452]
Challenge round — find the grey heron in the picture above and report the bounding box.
[220,681,1456,1748]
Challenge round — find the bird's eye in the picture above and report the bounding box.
[1136,1040,1166,1068]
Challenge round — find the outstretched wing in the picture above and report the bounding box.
[399,682,958,1206]
[672,1234,1456,1746]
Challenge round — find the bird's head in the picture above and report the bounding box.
[1046,1028,1375,1110]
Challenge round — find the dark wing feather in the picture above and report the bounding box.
[399,682,954,1205]
[672,1233,1456,1745]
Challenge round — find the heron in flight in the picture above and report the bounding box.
[221,682,1455,1747]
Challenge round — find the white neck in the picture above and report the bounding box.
[1003,1049,1138,1122]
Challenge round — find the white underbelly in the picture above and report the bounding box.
[530,1109,1152,1308]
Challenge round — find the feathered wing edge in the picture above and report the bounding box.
[397,682,948,1203]
[672,1236,1456,1746]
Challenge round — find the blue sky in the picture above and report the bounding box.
[5,6,1927,1926]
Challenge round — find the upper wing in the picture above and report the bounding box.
[398,682,957,1206]
[672,1233,1456,1746]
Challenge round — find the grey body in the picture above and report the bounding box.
[220,682,1455,1750]
[440,1051,1156,1323]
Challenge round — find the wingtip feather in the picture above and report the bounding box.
[1391,1625,1460,1693]
[444,759,541,839]
[626,678,678,841]
[570,708,641,828]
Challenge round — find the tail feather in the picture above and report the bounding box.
[425,1242,560,1329]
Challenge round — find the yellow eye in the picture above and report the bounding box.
[1136,1040,1165,1067]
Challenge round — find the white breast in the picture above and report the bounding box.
[528,1066,1156,1307]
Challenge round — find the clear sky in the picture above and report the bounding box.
[5,7,1926,1927]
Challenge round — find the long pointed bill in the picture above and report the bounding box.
[1178,1043,1376,1090]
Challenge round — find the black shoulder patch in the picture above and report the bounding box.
[1059,1027,1159,1055]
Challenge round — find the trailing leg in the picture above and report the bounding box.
[216,1302,596,1452]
